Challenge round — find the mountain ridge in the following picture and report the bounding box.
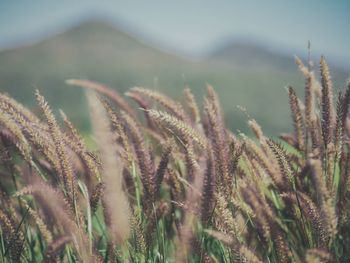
[0,20,348,134]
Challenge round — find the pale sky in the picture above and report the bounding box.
[0,1,349,65]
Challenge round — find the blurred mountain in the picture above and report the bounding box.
[0,20,348,134]
[0,20,194,129]
[209,41,296,71]
[209,40,349,76]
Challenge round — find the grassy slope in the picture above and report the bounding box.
[0,20,348,134]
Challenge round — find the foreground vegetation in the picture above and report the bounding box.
[0,56,349,262]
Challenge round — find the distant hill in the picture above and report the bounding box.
[0,20,348,134]
[209,41,297,71]
[209,41,348,77]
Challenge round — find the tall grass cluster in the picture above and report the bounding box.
[0,56,350,262]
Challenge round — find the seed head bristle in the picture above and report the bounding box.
[201,147,215,224]
[121,110,155,203]
[0,110,32,163]
[100,99,134,167]
[147,109,206,149]
[66,79,136,117]
[35,90,77,209]
[280,191,325,245]
[183,87,200,124]
[87,90,131,245]
[130,87,189,122]
[24,202,53,244]
[155,139,173,198]
[43,236,71,263]
[288,86,305,151]
[308,159,337,242]
[267,139,293,187]
[320,56,335,148]
[204,97,231,197]
[0,208,25,262]
[90,182,106,214]
[305,248,333,263]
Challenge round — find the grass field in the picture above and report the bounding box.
[0,55,350,262]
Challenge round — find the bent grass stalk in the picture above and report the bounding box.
[0,55,349,262]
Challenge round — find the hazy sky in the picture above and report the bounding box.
[0,1,349,63]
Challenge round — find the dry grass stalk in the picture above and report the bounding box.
[205,229,263,263]
[87,90,131,245]
[66,79,136,117]
[43,235,71,263]
[155,139,173,198]
[0,208,24,262]
[35,90,77,209]
[129,87,189,122]
[16,178,94,262]
[100,99,134,167]
[320,56,335,148]
[121,110,155,203]
[0,110,32,163]
[1,55,350,261]
[147,109,206,149]
[183,87,201,125]
[288,86,305,151]
[305,248,333,263]
[308,159,337,242]
[204,88,231,197]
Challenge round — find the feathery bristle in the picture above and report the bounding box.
[288,86,305,151]
[90,182,106,214]
[240,184,271,241]
[66,79,136,117]
[130,87,189,122]
[248,119,264,142]
[155,139,173,198]
[60,110,101,180]
[0,57,349,261]
[147,109,206,149]
[131,213,146,253]
[201,147,215,224]
[100,99,134,167]
[273,229,290,263]
[320,56,335,148]
[214,191,239,237]
[175,148,203,263]
[125,90,154,127]
[183,87,201,124]
[341,81,350,138]
[235,244,263,263]
[334,93,345,157]
[36,90,77,209]
[121,111,155,202]
[243,135,283,187]
[206,229,263,263]
[267,139,293,187]
[295,56,309,77]
[280,191,325,245]
[87,90,131,245]
[0,110,32,163]
[308,159,337,242]
[305,248,333,263]
[204,94,231,197]
[0,92,41,125]
[25,202,53,244]
[43,236,71,263]
[0,208,24,262]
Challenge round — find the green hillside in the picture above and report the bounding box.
[0,20,348,134]
[209,41,297,71]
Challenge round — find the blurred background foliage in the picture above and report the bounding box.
[0,1,349,135]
